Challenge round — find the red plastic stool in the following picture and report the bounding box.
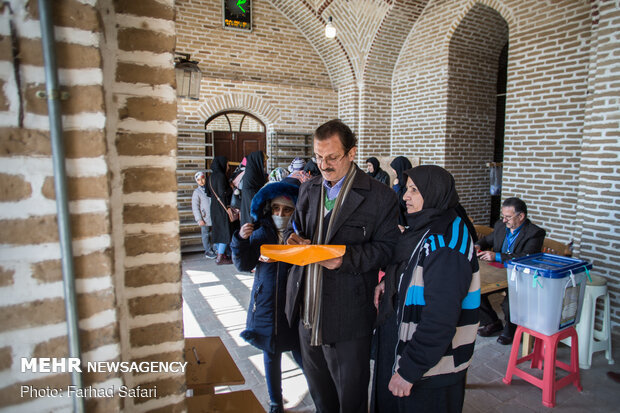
[503,325,582,407]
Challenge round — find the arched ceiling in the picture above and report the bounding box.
[267,0,429,89]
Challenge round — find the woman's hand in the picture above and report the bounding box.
[388,372,413,397]
[374,280,385,310]
[198,220,206,227]
[239,223,254,239]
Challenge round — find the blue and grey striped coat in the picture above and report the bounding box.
[395,214,480,387]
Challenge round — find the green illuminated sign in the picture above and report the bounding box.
[223,0,252,31]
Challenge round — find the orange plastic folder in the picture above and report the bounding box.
[260,245,346,266]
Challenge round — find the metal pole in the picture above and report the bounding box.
[37,1,84,411]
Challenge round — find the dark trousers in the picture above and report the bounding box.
[263,348,303,407]
[298,322,371,413]
[479,289,516,337]
[479,292,501,325]
[393,374,466,413]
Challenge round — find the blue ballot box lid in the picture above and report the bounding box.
[506,252,592,279]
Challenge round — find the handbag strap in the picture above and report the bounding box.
[209,176,229,213]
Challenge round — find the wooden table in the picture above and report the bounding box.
[186,390,264,413]
[479,261,508,294]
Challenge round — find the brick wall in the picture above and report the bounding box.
[176,0,339,249]
[575,0,620,327]
[446,3,508,223]
[175,0,338,135]
[101,0,186,411]
[358,0,429,162]
[0,0,185,411]
[393,0,620,332]
[0,0,121,411]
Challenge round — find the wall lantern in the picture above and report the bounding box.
[174,52,202,100]
[325,16,336,39]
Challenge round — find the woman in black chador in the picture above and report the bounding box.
[240,151,267,226]
[389,156,413,227]
[208,156,235,265]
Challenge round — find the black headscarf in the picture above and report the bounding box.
[403,165,476,244]
[389,156,413,190]
[304,158,321,177]
[211,156,228,175]
[390,156,413,225]
[366,157,381,178]
[243,151,266,191]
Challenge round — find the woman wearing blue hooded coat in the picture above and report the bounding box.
[230,177,304,413]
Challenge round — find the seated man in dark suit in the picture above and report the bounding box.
[476,197,546,344]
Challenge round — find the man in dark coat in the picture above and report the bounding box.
[286,119,399,413]
[476,197,546,344]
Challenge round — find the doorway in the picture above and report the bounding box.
[489,43,508,225]
[205,111,266,166]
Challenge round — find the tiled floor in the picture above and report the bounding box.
[182,252,620,412]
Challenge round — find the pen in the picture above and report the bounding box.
[292,221,300,236]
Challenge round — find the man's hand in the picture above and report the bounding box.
[477,250,495,262]
[239,223,254,239]
[287,233,311,245]
[374,280,385,310]
[318,256,342,270]
[198,220,206,227]
[388,372,413,397]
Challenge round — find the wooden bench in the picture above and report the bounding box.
[542,238,572,257]
[474,224,494,241]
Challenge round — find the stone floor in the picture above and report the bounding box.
[182,252,620,412]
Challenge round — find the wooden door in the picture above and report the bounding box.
[213,131,235,162]
[213,131,265,164]
[237,132,265,158]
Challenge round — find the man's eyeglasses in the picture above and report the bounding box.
[501,213,522,221]
[313,152,348,166]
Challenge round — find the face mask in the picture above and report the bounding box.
[271,215,291,231]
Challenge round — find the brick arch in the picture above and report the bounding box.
[197,93,281,131]
[445,0,516,42]
[364,0,430,87]
[268,0,356,89]
[445,1,510,224]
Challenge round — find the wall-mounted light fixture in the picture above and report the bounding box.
[325,16,336,39]
[174,52,202,100]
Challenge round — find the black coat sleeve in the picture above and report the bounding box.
[338,189,400,274]
[230,231,260,272]
[476,220,502,251]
